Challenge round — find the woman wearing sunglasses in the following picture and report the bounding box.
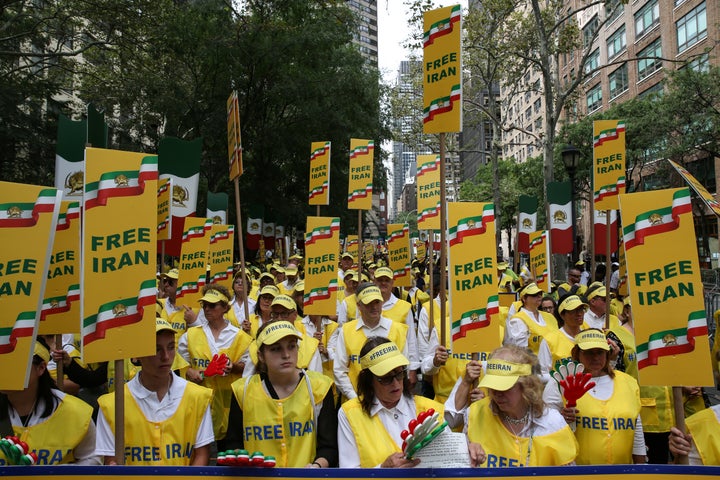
[338,337,447,468]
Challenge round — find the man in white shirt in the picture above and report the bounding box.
[95,319,214,465]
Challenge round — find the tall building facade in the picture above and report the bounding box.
[346,0,379,67]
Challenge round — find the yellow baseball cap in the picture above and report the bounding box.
[497,261,509,270]
[341,252,354,260]
[357,285,383,304]
[575,329,610,351]
[285,265,298,276]
[198,289,229,304]
[521,282,542,296]
[344,270,358,281]
[34,341,51,363]
[293,281,304,293]
[558,295,588,314]
[155,317,177,334]
[271,294,296,311]
[161,268,179,280]
[256,321,302,347]
[478,359,532,391]
[360,341,409,376]
[374,267,393,279]
[259,272,275,282]
[259,285,280,297]
[586,285,607,301]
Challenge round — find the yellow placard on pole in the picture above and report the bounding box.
[304,217,340,316]
[176,217,213,308]
[82,148,157,363]
[593,120,626,211]
[417,154,441,230]
[208,224,235,293]
[363,240,375,265]
[39,200,81,335]
[345,235,359,262]
[157,177,172,241]
[309,141,331,206]
[0,183,61,390]
[416,239,427,262]
[347,139,374,210]
[529,230,550,292]
[448,202,499,354]
[227,90,243,181]
[619,188,713,386]
[387,223,411,287]
[668,159,720,217]
[423,4,462,134]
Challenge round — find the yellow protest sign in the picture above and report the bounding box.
[387,223,411,288]
[347,139,374,210]
[208,224,234,293]
[417,154,441,230]
[448,202,499,354]
[309,141,331,206]
[227,90,243,180]
[304,217,340,316]
[619,188,713,386]
[529,230,550,292]
[176,217,214,308]
[39,201,81,335]
[363,240,374,264]
[423,4,462,134]
[82,148,157,363]
[593,120,626,210]
[157,177,172,241]
[416,239,427,262]
[345,234,359,263]
[0,183,61,390]
[668,159,720,217]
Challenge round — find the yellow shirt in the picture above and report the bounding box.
[231,371,333,467]
[575,371,641,465]
[467,397,578,467]
[543,329,576,371]
[341,395,443,468]
[639,386,674,433]
[686,407,720,465]
[511,310,558,355]
[186,325,252,440]
[342,320,408,391]
[5,394,92,465]
[98,382,212,466]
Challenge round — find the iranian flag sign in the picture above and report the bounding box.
[304,217,340,316]
[547,181,572,254]
[619,188,713,386]
[448,202,500,355]
[82,148,157,364]
[529,230,550,292]
[593,120,626,210]
[0,183,62,390]
[517,195,537,254]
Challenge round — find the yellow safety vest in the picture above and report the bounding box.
[295,321,339,380]
[467,397,578,467]
[4,394,92,465]
[341,395,444,467]
[511,310,558,355]
[342,320,408,391]
[98,381,212,465]
[686,407,720,466]
[106,358,139,393]
[248,333,319,371]
[186,325,252,440]
[383,299,412,324]
[575,371,640,465]
[231,371,332,467]
[544,329,576,371]
[607,324,638,380]
[344,294,358,323]
[639,386,674,433]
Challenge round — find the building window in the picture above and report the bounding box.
[635,0,660,38]
[637,38,662,81]
[638,82,664,99]
[677,2,706,53]
[585,48,600,75]
[607,25,626,60]
[586,84,602,112]
[609,63,628,98]
[605,0,624,23]
[684,52,709,72]
[583,15,599,48]
[533,98,541,113]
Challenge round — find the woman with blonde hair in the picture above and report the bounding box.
[457,345,577,467]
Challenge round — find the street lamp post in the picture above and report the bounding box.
[562,145,582,262]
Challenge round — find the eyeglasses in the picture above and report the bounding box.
[541,306,554,312]
[202,302,222,309]
[375,368,407,385]
[271,311,295,319]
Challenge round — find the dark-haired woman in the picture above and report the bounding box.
[225,320,337,467]
[337,337,446,468]
[0,341,99,465]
